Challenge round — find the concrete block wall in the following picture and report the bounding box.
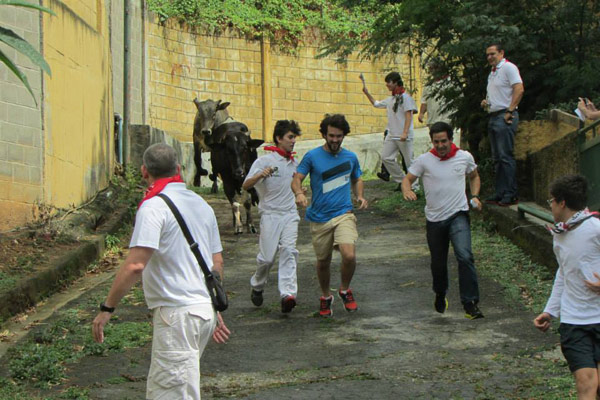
[270,49,413,140]
[0,5,44,229]
[146,18,264,144]
[145,15,423,144]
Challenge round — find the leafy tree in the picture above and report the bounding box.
[0,0,55,106]
[320,0,600,154]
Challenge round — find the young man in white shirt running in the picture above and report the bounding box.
[534,175,600,400]
[401,121,484,320]
[243,120,302,313]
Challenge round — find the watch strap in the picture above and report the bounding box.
[100,302,115,313]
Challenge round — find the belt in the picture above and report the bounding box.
[489,109,508,117]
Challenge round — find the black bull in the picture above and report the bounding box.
[210,122,263,234]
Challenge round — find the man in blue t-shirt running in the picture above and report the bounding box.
[291,114,368,317]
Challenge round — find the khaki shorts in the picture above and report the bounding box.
[310,213,358,261]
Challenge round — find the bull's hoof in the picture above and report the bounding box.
[211,183,218,194]
[193,176,200,187]
[235,227,244,235]
[248,224,257,234]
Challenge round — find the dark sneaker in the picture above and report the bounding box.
[319,295,334,317]
[377,172,390,182]
[498,197,519,207]
[434,293,448,314]
[251,289,263,307]
[464,301,484,319]
[485,196,501,205]
[281,295,296,313]
[338,289,358,312]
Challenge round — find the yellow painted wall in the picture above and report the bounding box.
[43,0,113,207]
[147,16,425,142]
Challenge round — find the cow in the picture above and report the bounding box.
[210,121,264,234]
[191,98,231,187]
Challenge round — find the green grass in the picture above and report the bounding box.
[4,305,151,390]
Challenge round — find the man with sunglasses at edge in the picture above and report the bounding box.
[92,143,230,399]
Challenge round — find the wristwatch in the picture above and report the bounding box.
[471,195,480,200]
[99,302,115,313]
[506,109,514,114]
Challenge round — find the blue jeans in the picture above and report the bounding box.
[488,112,518,201]
[426,211,480,305]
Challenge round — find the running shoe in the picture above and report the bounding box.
[338,289,358,312]
[319,295,334,317]
[464,301,484,319]
[281,295,296,313]
[250,289,263,307]
[434,293,448,314]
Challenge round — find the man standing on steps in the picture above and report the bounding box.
[481,43,524,207]
[361,72,418,191]
[243,120,302,314]
[292,114,368,317]
[92,143,230,399]
[401,122,484,320]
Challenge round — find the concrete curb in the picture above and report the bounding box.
[0,205,133,321]
[482,205,557,273]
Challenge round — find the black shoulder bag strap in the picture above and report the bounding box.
[156,193,228,311]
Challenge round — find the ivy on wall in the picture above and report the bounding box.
[147,0,377,55]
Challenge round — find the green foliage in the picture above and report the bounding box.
[104,234,121,252]
[146,0,375,54]
[0,1,55,105]
[58,386,90,400]
[321,0,600,154]
[6,307,151,388]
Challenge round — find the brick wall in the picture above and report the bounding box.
[0,5,44,229]
[146,15,420,143]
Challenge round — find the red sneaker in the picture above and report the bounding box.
[319,295,334,317]
[281,295,296,313]
[338,289,358,312]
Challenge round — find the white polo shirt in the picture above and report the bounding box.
[374,93,418,138]
[245,152,298,215]
[408,150,477,222]
[130,183,223,309]
[486,59,523,112]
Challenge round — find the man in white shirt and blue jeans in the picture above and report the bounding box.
[243,120,302,313]
[534,175,600,400]
[401,121,484,320]
[92,143,230,399]
[481,43,524,207]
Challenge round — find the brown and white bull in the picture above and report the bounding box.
[191,98,231,187]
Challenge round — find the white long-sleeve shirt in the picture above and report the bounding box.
[544,217,600,324]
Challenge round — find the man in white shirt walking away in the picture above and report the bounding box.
[243,120,302,313]
[92,143,230,399]
[534,174,600,400]
[401,121,484,320]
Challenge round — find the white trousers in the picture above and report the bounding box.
[147,304,215,400]
[250,212,299,298]
[381,138,413,183]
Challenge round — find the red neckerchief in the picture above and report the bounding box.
[264,145,295,161]
[492,59,507,73]
[430,143,459,160]
[138,174,184,208]
[392,86,405,96]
